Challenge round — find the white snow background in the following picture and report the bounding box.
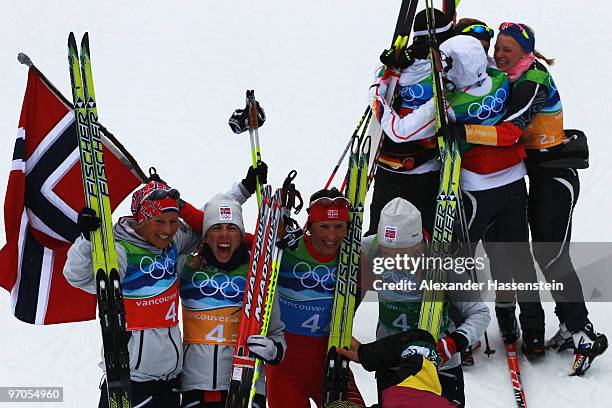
[0,1,610,406]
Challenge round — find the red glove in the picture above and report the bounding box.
[437,336,458,364]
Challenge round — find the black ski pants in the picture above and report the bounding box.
[463,178,545,336]
[527,169,588,332]
[99,378,180,408]
[367,169,439,237]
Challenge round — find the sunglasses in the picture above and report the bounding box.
[142,188,180,202]
[135,188,180,219]
[499,22,530,40]
[461,24,494,39]
[309,196,350,210]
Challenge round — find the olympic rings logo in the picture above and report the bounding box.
[292,262,336,291]
[139,255,176,279]
[467,87,507,120]
[400,84,427,102]
[191,271,246,299]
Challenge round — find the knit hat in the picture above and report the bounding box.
[202,193,245,236]
[130,181,180,223]
[413,8,453,42]
[440,35,488,88]
[377,198,422,248]
[498,22,535,53]
[307,188,350,225]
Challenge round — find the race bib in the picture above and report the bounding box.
[124,282,179,330]
[182,306,241,346]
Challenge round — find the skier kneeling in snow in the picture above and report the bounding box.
[178,193,285,408]
[337,329,456,408]
[64,165,264,408]
[360,198,489,408]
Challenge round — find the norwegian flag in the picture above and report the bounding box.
[384,226,398,245]
[0,66,144,324]
[327,209,339,219]
[219,205,232,221]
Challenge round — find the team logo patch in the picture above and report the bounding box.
[384,226,397,245]
[327,209,338,219]
[219,205,232,221]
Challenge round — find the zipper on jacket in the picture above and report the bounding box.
[169,327,180,378]
[212,345,219,389]
[134,331,144,370]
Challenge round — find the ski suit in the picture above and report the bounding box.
[464,60,589,332]
[362,235,490,407]
[64,217,201,408]
[265,235,364,408]
[368,59,440,236]
[178,245,286,408]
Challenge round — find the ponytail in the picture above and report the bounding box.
[534,50,555,66]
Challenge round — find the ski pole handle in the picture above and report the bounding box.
[246,90,263,207]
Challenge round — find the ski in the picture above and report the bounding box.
[366,0,420,190]
[227,186,282,408]
[323,134,370,407]
[68,32,132,407]
[504,343,528,408]
[417,0,463,340]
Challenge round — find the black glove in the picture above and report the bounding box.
[379,47,414,69]
[228,102,266,134]
[241,161,268,195]
[77,207,101,240]
[437,123,466,144]
[448,123,467,143]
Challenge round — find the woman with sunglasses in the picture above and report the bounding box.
[179,194,285,408]
[454,19,495,63]
[63,166,263,407]
[360,197,489,408]
[452,22,608,375]
[368,7,454,238]
[266,188,364,408]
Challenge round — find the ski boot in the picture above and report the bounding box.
[545,322,574,352]
[518,303,545,360]
[521,332,546,360]
[570,323,608,376]
[495,304,520,344]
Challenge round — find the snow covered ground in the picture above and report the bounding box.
[0,1,610,406]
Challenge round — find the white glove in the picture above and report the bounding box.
[247,335,281,364]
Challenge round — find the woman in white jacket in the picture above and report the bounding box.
[179,194,285,408]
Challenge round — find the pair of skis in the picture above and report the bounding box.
[226,185,283,408]
[323,133,370,407]
[322,1,418,405]
[68,33,132,407]
[416,0,462,342]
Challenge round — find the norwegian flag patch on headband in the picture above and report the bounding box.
[327,209,339,219]
[219,205,232,221]
[384,226,398,245]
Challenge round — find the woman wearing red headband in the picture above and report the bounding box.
[452,22,607,375]
[266,188,364,407]
[63,165,263,407]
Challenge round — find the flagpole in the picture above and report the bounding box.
[17,52,148,182]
